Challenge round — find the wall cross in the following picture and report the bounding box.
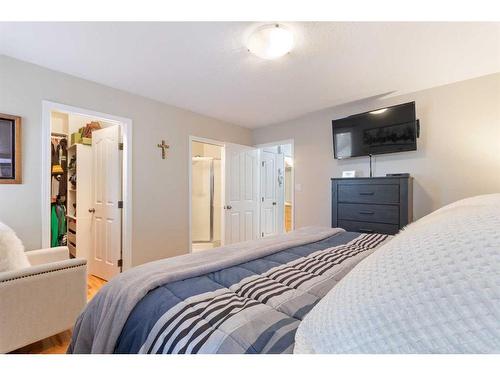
[157,140,170,159]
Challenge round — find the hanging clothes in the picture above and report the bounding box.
[55,203,67,243]
[50,135,69,247]
[51,204,59,247]
[51,176,60,199]
[51,199,67,247]
[58,138,68,196]
[50,135,68,206]
[51,141,63,175]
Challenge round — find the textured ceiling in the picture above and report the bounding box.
[0,22,499,128]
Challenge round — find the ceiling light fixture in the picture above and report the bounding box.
[247,24,294,60]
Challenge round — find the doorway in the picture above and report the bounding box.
[257,141,294,237]
[42,101,132,279]
[191,140,223,252]
[189,137,261,252]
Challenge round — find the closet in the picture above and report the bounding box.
[50,112,94,259]
[49,110,122,281]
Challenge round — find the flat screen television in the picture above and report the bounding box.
[332,102,419,159]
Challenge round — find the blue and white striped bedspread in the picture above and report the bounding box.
[114,232,388,354]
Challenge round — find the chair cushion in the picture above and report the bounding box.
[0,222,30,272]
[294,194,500,353]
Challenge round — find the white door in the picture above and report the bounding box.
[224,143,259,245]
[90,125,121,281]
[260,150,278,237]
[275,152,285,233]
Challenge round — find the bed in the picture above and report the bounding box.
[69,194,500,354]
[68,227,390,354]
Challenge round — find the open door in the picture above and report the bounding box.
[260,147,286,237]
[224,143,259,245]
[276,152,285,233]
[260,149,278,237]
[89,125,121,281]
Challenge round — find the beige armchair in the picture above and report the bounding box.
[0,246,87,353]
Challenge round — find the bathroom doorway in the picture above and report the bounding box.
[190,139,224,252]
[256,140,294,237]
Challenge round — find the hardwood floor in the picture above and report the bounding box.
[87,274,106,301]
[10,275,107,354]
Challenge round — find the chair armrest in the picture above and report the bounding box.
[0,258,87,353]
[26,246,69,266]
[0,257,86,283]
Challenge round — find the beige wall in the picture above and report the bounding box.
[1,54,499,265]
[253,73,500,228]
[0,56,252,265]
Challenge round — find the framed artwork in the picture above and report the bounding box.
[0,113,22,184]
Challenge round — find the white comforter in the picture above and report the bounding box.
[294,194,500,353]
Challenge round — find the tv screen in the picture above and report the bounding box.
[332,102,418,159]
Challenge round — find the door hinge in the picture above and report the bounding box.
[118,201,123,208]
[118,142,124,150]
[261,161,265,167]
[117,259,123,268]
[261,197,264,202]
[261,232,264,237]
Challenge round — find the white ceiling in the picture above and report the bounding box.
[1,22,499,128]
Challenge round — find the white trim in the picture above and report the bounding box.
[254,139,295,232]
[41,100,133,271]
[188,136,226,253]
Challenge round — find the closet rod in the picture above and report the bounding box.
[51,132,68,137]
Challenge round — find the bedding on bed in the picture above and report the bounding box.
[294,194,500,354]
[68,227,390,354]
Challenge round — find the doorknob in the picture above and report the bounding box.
[88,208,95,213]
[225,205,232,210]
[272,202,277,206]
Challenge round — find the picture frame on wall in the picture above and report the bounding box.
[0,113,22,184]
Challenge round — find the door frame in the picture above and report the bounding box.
[41,100,133,271]
[188,135,226,253]
[254,139,295,233]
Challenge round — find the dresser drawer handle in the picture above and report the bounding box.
[359,192,375,196]
[358,228,374,233]
[358,211,375,215]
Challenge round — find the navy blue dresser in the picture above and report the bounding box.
[331,176,413,235]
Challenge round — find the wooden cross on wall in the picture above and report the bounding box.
[157,140,170,159]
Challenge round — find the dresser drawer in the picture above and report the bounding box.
[338,219,399,235]
[338,203,399,224]
[338,184,399,204]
